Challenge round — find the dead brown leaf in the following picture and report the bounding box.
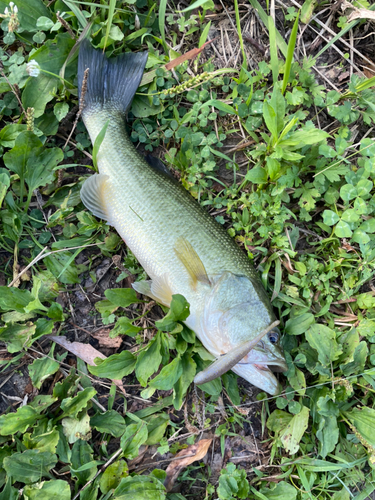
[48,336,125,394]
[49,336,107,364]
[164,438,212,492]
[338,71,350,82]
[363,59,375,78]
[341,239,357,253]
[91,328,122,349]
[127,445,150,469]
[165,39,216,71]
[140,40,215,86]
[343,1,375,22]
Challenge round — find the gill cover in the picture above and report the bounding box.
[200,271,276,355]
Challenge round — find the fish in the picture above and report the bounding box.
[77,40,287,395]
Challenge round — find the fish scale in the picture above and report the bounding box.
[78,40,287,395]
[85,110,257,295]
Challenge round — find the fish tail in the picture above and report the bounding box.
[77,39,148,116]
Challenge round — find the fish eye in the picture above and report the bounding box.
[268,330,279,344]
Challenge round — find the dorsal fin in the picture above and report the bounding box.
[80,173,112,223]
[174,237,210,287]
[144,155,175,180]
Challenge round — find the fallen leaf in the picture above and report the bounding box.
[164,39,215,70]
[363,66,375,79]
[164,438,212,492]
[140,40,215,86]
[362,59,375,78]
[324,66,341,81]
[282,253,296,274]
[49,335,106,363]
[48,336,125,394]
[346,6,375,22]
[127,445,150,469]
[91,328,122,349]
[341,239,357,253]
[338,71,350,82]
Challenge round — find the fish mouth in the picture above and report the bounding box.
[242,347,288,372]
[227,340,288,394]
[253,360,288,373]
[232,362,283,395]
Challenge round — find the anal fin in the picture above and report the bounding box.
[80,174,111,223]
[132,280,156,300]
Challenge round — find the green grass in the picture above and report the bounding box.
[0,1,374,499]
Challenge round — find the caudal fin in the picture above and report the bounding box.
[78,39,148,116]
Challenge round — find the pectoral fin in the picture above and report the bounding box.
[194,320,280,385]
[80,173,112,223]
[132,273,173,307]
[174,237,210,287]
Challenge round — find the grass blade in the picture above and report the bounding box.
[159,0,168,53]
[181,0,212,12]
[194,20,212,70]
[248,0,288,57]
[60,22,92,81]
[271,256,282,301]
[199,20,211,48]
[61,0,88,28]
[268,15,278,86]
[282,10,300,94]
[93,120,110,171]
[102,0,116,51]
[57,247,83,279]
[315,4,375,60]
[234,0,246,68]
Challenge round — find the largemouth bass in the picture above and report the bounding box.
[78,41,287,395]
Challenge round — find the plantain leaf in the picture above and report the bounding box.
[61,387,97,418]
[344,406,375,448]
[305,324,342,366]
[3,451,57,484]
[23,479,71,500]
[100,460,129,495]
[0,405,40,435]
[29,356,60,390]
[113,475,166,500]
[120,421,148,460]
[62,413,91,444]
[280,406,309,454]
[285,313,315,336]
[104,288,141,308]
[155,294,190,332]
[88,351,137,379]
[90,410,126,438]
[135,332,162,387]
